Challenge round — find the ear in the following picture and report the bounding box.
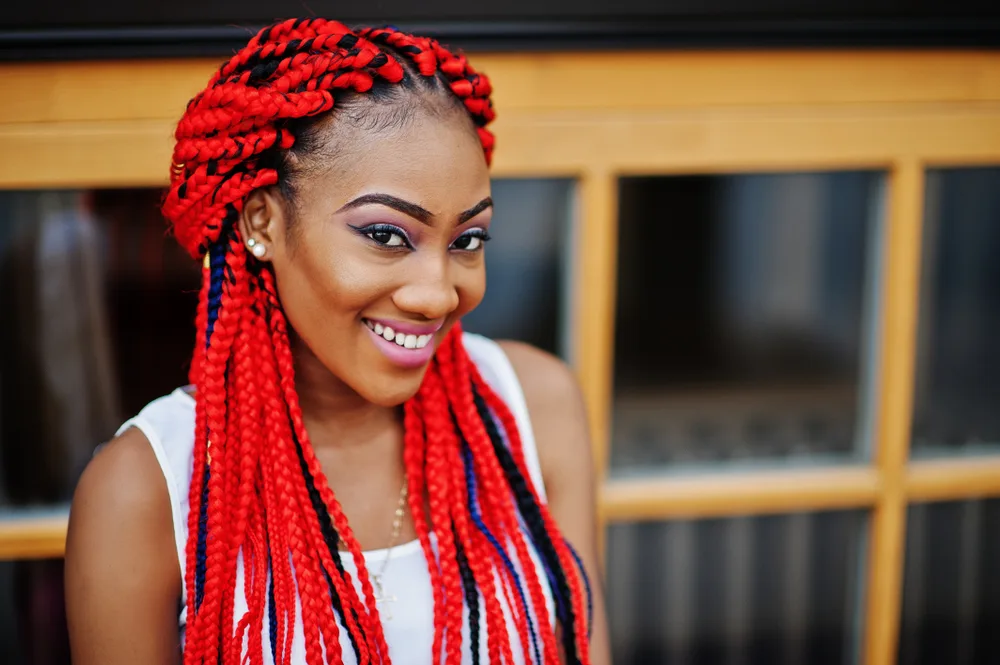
[238,187,289,262]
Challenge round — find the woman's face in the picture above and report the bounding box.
[242,106,492,407]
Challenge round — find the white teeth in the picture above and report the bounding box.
[368,321,434,350]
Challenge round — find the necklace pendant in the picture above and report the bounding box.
[372,575,398,621]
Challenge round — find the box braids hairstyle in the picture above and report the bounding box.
[161,18,593,665]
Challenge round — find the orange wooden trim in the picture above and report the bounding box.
[906,456,1000,502]
[601,466,881,522]
[3,52,999,125]
[574,171,619,565]
[0,513,69,560]
[574,171,618,477]
[864,161,925,665]
[4,106,1000,189]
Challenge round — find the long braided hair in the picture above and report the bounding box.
[161,18,592,665]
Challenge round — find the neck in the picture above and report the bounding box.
[290,332,401,451]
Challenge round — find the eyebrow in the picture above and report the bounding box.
[336,193,493,225]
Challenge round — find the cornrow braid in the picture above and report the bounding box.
[162,17,590,665]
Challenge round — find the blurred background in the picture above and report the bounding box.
[1,2,999,664]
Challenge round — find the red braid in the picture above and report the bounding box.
[164,17,590,665]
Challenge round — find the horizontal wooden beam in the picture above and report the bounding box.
[7,458,1000,559]
[601,466,882,522]
[905,455,1000,503]
[3,51,999,126]
[0,512,68,560]
[4,104,1000,189]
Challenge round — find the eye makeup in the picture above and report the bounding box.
[348,222,413,249]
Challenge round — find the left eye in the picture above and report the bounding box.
[452,231,490,251]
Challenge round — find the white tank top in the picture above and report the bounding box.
[116,332,552,664]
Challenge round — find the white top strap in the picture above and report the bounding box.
[461,333,547,503]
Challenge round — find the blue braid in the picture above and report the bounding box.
[565,540,594,639]
[205,241,226,347]
[461,444,543,665]
[194,466,210,609]
[267,548,277,662]
[193,240,226,612]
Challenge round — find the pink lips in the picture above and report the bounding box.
[363,317,442,370]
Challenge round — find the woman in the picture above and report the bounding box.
[65,18,608,665]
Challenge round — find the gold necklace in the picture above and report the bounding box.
[371,474,409,621]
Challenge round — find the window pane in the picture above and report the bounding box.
[462,178,574,357]
[607,510,866,665]
[912,167,1000,454]
[612,172,882,471]
[899,499,1000,665]
[0,189,198,510]
[0,558,70,665]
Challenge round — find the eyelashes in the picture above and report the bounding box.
[349,223,491,253]
[452,228,491,252]
[350,223,411,249]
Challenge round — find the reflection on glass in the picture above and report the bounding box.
[912,167,1000,453]
[899,499,1000,665]
[0,189,199,510]
[607,510,865,665]
[462,178,574,357]
[0,558,69,665]
[612,172,881,470]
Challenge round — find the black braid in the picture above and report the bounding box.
[296,444,364,663]
[454,539,481,665]
[471,384,584,665]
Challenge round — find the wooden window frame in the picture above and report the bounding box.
[2,50,1000,665]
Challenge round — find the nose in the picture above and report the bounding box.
[391,254,460,321]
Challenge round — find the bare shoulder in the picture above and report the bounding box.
[69,427,173,537]
[496,340,592,479]
[496,340,587,423]
[66,427,181,663]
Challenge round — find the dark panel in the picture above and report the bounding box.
[3,0,1000,28]
[0,559,69,665]
[899,499,1000,665]
[1,1,999,60]
[607,510,866,665]
[911,167,1000,455]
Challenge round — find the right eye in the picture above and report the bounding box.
[351,223,412,249]
[369,229,407,247]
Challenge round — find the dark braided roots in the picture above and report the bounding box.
[162,18,589,665]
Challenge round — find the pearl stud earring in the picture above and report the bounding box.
[247,237,266,258]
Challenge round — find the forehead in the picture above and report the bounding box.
[293,107,490,215]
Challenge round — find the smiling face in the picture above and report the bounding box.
[239,99,492,407]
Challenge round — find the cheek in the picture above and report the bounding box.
[276,240,391,332]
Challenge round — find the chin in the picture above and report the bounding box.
[359,371,427,407]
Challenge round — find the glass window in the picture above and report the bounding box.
[899,499,1000,665]
[0,558,69,665]
[606,510,866,665]
[0,189,198,512]
[912,167,1000,454]
[612,172,882,471]
[462,178,575,357]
